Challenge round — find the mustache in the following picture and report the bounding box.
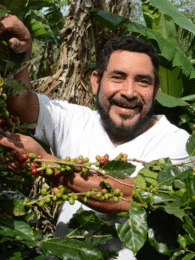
[110,98,143,109]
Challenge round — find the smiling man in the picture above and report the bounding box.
[0,13,191,260]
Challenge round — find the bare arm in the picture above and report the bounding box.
[0,7,39,123]
[0,132,133,213]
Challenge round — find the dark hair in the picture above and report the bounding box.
[96,35,160,88]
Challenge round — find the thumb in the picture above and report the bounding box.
[8,38,28,54]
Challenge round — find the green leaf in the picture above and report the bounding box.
[150,0,195,36]
[7,251,22,260]
[186,131,195,157]
[0,217,37,245]
[116,201,148,254]
[89,8,129,31]
[181,253,195,260]
[40,237,103,260]
[157,167,193,186]
[152,13,178,46]
[137,167,158,186]
[0,197,26,216]
[74,211,101,231]
[181,94,195,102]
[3,79,28,96]
[24,10,51,40]
[156,90,189,108]
[2,0,28,16]
[133,191,175,205]
[183,216,195,244]
[134,174,146,188]
[0,7,11,18]
[103,160,136,178]
[86,236,112,247]
[26,0,52,10]
[151,203,185,221]
[159,66,183,98]
[177,234,186,249]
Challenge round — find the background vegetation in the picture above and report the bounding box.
[1,0,195,259]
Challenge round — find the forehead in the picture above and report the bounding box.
[106,50,154,76]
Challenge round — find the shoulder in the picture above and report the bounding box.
[151,115,190,162]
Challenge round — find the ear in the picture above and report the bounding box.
[153,84,160,100]
[90,70,100,96]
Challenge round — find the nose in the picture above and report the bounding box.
[120,79,136,99]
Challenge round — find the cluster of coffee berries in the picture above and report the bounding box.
[95,154,109,168]
[82,187,123,204]
[55,155,92,176]
[0,93,20,132]
[115,153,128,161]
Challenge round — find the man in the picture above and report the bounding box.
[0,11,191,259]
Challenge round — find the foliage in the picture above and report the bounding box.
[1,0,195,260]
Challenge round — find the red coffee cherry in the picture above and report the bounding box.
[22,154,28,160]
[31,168,37,175]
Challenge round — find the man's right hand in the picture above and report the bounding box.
[0,5,32,62]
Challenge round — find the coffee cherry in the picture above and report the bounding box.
[46,168,53,175]
[68,197,75,205]
[56,192,62,198]
[65,165,72,171]
[31,162,38,168]
[78,155,83,159]
[31,168,37,175]
[57,200,63,205]
[52,188,60,194]
[99,158,106,165]
[95,155,101,161]
[96,192,102,198]
[22,154,28,160]
[64,156,70,162]
[52,195,57,201]
[104,154,109,161]
[101,189,108,194]
[114,189,121,196]
[104,193,110,200]
[85,191,92,198]
[59,187,66,194]
[84,157,89,163]
[83,197,88,203]
[62,194,69,201]
[23,197,30,204]
[41,188,47,195]
[56,164,61,170]
[95,161,100,167]
[77,159,84,164]
[44,197,51,203]
[28,153,37,159]
[37,153,43,159]
[113,196,119,203]
[72,194,78,200]
[75,167,82,172]
[38,200,45,207]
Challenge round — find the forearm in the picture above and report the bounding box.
[42,154,133,213]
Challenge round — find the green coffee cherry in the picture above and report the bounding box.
[56,164,61,170]
[113,196,119,203]
[38,200,45,207]
[46,168,53,176]
[83,197,88,203]
[62,194,69,201]
[114,189,121,196]
[72,194,78,200]
[68,197,75,205]
[41,188,47,195]
[57,200,63,205]
[28,153,37,159]
[85,191,92,198]
[44,197,51,203]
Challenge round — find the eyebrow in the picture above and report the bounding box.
[109,70,127,76]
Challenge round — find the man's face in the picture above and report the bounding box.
[91,50,159,140]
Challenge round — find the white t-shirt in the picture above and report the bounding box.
[33,94,191,259]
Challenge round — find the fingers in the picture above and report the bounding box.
[0,10,32,55]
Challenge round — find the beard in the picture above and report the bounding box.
[95,87,155,142]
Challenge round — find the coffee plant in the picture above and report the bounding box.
[1,2,195,260]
